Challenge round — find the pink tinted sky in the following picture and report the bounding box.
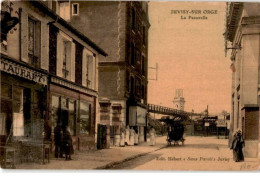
[148,1,232,114]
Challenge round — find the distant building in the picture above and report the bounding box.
[173,89,185,111]
[225,2,260,158]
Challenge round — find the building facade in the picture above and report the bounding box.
[225,2,260,158]
[52,1,150,146]
[0,0,106,165]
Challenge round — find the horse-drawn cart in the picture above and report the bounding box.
[159,116,185,146]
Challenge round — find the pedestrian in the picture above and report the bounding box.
[120,128,125,147]
[150,127,156,146]
[125,125,130,146]
[129,127,135,146]
[63,126,73,160]
[230,129,245,162]
[54,124,64,158]
[134,127,139,145]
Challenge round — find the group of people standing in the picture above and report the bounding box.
[120,126,156,147]
[54,125,74,161]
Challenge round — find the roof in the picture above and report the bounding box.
[226,2,243,42]
[30,1,108,56]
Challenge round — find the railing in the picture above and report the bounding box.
[147,104,202,118]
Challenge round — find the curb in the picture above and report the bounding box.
[95,144,168,170]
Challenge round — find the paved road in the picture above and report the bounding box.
[107,136,259,171]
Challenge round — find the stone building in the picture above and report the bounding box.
[225,2,260,158]
[0,0,106,165]
[51,1,150,146]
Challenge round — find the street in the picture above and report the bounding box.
[106,136,259,171]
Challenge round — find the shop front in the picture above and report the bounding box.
[129,105,147,143]
[0,55,48,165]
[49,76,97,152]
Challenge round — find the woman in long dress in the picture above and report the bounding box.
[125,125,130,145]
[129,127,135,146]
[230,129,245,162]
[150,127,156,146]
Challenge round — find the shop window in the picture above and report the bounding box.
[1,83,12,99]
[69,100,76,135]
[12,86,24,136]
[28,17,41,68]
[72,3,79,16]
[79,101,91,134]
[51,95,60,133]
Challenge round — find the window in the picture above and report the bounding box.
[59,1,70,21]
[130,76,134,94]
[28,17,41,67]
[142,85,145,99]
[72,3,79,16]
[51,95,60,133]
[12,86,24,136]
[62,41,70,79]
[142,26,146,45]
[69,100,76,135]
[141,55,145,75]
[135,78,141,97]
[86,54,94,88]
[131,43,135,66]
[80,101,91,134]
[132,8,135,30]
[83,49,95,89]
[126,70,130,92]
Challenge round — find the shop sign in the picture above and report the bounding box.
[1,59,47,85]
[204,122,210,127]
[216,119,226,127]
[129,106,147,126]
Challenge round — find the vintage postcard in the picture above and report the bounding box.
[0,0,259,171]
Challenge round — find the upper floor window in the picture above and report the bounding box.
[28,17,41,67]
[59,1,70,21]
[72,3,79,16]
[62,41,70,79]
[82,49,95,90]
[141,55,145,76]
[86,54,94,88]
[132,8,136,30]
[142,25,146,45]
[131,43,135,66]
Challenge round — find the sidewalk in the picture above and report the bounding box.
[15,136,168,170]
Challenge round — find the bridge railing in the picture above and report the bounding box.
[148,104,202,117]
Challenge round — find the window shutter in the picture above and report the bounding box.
[71,42,75,82]
[21,11,28,63]
[56,32,63,77]
[82,49,87,86]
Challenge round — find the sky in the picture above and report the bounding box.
[148,2,232,114]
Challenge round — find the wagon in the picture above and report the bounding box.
[159,116,185,146]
